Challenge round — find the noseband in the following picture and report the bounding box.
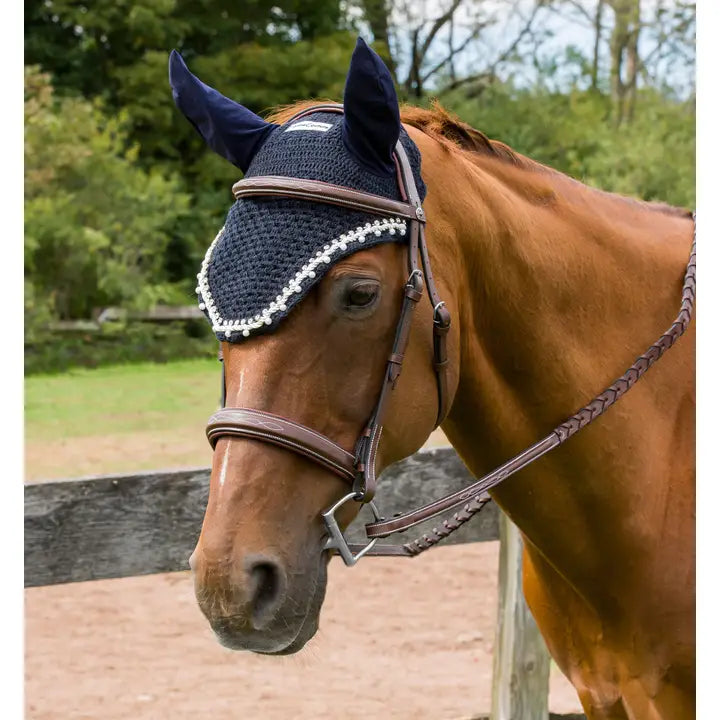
[205,103,697,566]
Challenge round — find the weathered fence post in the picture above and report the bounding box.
[491,512,551,720]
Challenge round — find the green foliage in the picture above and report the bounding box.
[441,83,695,209]
[111,32,354,170]
[24,1,695,372]
[25,0,348,99]
[24,66,191,332]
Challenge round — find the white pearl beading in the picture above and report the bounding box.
[196,217,407,339]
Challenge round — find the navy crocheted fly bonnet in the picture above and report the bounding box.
[169,38,426,342]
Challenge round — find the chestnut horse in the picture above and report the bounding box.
[186,105,695,720]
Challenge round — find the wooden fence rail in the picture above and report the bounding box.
[24,446,584,719]
[24,447,496,587]
[45,305,206,333]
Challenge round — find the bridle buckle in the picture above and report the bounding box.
[433,300,451,330]
[406,268,424,296]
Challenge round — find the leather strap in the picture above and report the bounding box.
[366,225,696,551]
[217,123,451,504]
[394,141,450,426]
[207,102,456,559]
[206,408,356,484]
[365,436,558,537]
[229,106,449,436]
[352,243,424,501]
[284,103,346,121]
[233,176,424,224]
[346,544,413,557]
[421,224,451,426]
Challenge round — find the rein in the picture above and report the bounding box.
[205,103,696,565]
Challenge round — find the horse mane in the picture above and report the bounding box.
[267,99,531,168]
[400,101,543,171]
[268,100,691,219]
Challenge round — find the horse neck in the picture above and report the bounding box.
[432,150,694,593]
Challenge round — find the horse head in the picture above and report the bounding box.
[170,38,460,654]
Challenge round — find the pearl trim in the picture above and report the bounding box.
[197,217,407,339]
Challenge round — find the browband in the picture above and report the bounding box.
[233,176,425,223]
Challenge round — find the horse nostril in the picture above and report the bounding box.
[248,560,286,629]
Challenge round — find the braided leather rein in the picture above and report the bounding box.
[381,218,696,557]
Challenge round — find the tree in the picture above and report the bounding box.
[24,0,695,345]
[391,0,499,97]
[24,66,190,326]
[607,0,641,124]
[551,0,695,103]
[26,2,360,300]
[591,0,605,89]
[25,0,348,100]
[356,0,554,99]
[359,0,396,75]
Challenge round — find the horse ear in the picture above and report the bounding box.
[168,50,278,172]
[342,37,400,177]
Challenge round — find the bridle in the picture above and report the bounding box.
[205,103,697,566]
[206,103,450,562]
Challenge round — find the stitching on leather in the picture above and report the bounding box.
[233,180,417,220]
[208,424,351,472]
[207,426,355,480]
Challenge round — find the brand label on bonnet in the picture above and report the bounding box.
[285,120,332,133]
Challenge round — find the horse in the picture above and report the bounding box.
[170,39,695,719]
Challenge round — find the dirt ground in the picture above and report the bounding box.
[26,543,582,720]
[25,428,214,482]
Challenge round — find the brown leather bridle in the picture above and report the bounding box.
[205,103,697,566]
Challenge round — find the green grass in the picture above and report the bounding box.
[25,358,220,441]
[24,356,449,481]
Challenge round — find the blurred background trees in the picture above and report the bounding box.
[24,0,695,370]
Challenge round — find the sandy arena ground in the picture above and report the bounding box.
[26,543,583,720]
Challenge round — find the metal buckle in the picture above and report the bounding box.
[433,301,451,330]
[407,268,423,288]
[322,492,383,566]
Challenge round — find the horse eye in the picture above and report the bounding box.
[344,281,379,309]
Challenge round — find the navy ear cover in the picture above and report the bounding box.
[168,49,278,172]
[342,38,401,177]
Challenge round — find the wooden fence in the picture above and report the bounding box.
[47,305,205,332]
[24,446,584,720]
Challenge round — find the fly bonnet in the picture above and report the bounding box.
[169,39,426,342]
